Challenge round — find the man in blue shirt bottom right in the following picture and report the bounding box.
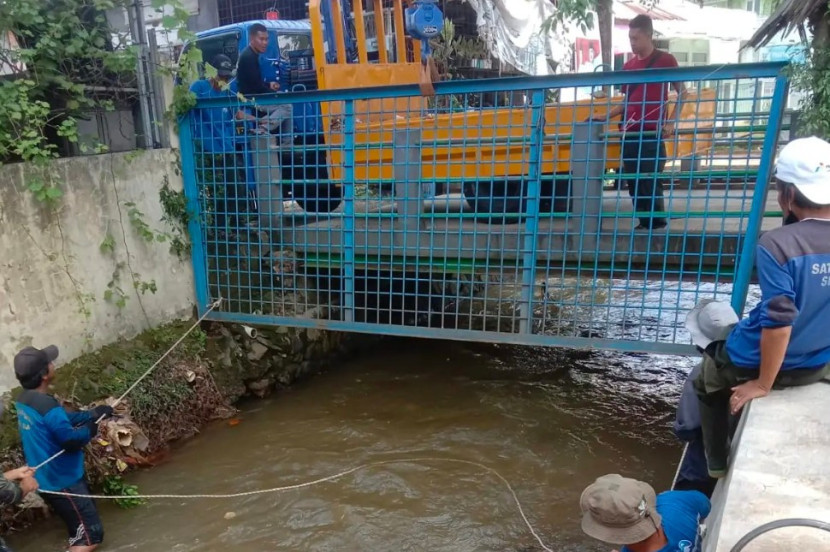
[690,136,830,479]
[580,474,710,552]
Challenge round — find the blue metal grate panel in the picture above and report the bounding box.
[180,62,789,354]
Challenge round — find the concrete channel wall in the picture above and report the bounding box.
[0,149,195,393]
[703,383,830,551]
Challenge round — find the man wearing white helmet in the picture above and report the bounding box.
[689,136,830,478]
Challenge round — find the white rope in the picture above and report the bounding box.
[671,442,690,491]
[40,456,554,552]
[32,298,223,471]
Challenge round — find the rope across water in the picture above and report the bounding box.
[40,457,554,552]
[29,298,553,550]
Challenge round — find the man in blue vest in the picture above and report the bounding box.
[14,345,113,552]
[690,136,830,478]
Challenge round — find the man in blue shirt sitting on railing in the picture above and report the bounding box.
[689,136,830,478]
[580,474,710,552]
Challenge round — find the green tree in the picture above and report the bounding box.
[0,0,198,167]
[749,0,830,137]
[0,0,137,163]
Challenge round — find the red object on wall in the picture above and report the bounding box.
[265,9,280,20]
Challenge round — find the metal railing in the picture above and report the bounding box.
[180,61,789,355]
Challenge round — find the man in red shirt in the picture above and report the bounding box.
[596,14,687,230]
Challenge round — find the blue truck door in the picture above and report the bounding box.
[259,28,282,87]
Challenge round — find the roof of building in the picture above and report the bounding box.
[747,0,824,48]
[615,0,765,42]
[615,0,686,22]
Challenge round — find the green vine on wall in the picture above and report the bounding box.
[159,174,193,260]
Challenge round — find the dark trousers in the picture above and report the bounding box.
[622,134,667,228]
[198,153,247,232]
[674,433,717,498]
[693,341,830,474]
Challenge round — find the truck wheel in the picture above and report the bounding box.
[292,183,343,213]
[280,148,343,213]
[462,179,526,222]
[539,173,572,213]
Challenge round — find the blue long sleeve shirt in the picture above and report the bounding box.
[727,219,830,370]
[16,390,95,491]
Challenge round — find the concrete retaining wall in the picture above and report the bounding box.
[703,383,830,551]
[0,149,195,392]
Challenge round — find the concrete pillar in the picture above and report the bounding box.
[569,122,606,256]
[250,135,285,242]
[393,129,425,255]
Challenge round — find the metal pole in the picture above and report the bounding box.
[146,28,167,148]
[731,74,790,315]
[128,0,154,149]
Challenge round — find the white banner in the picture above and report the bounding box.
[463,0,572,76]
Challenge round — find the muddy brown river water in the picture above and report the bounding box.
[9,337,696,552]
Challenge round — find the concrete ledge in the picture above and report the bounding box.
[704,382,830,551]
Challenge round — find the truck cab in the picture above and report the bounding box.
[180,19,316,92]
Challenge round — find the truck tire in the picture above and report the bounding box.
[462,179,526,222]
[539,173,572,213]
[292,183,344,213]
[280,139,343,213]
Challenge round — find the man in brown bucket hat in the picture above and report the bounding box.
[580,474,710,551]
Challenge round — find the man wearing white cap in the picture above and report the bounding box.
[580,474,710,551]
[689,136,830,478]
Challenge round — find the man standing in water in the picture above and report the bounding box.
[580,474,710,551]
[14,345,113,552]
[689,136,830,478]
[593,14,687,230]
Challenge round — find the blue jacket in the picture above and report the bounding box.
[16,390,94,491]
[189,79,238,154]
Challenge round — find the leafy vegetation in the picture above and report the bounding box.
[0,0,136,163]
[103,475,145,508]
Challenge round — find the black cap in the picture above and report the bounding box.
[212,54,234,78]
[14,345,59,383]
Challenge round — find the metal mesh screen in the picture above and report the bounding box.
[181,62,789,354]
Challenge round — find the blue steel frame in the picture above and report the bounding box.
[519,89,547,335]
[181,62,789,356]
[730,73,790,315]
